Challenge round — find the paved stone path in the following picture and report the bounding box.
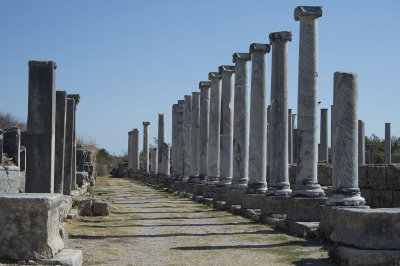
[68,176,335,265]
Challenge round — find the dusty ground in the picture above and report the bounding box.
[68,176,335,266]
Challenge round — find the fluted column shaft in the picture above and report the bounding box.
[189,92,200,180]
[199,81,211,181]
[171,104,178,175]
[183,95,192,181]
[132,129,139,172]
[176,100,185,177]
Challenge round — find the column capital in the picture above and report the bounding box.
[178,99,184,105]
[143,122,150,126]
[218,65,235,74]
[269,31,292,43]
[28,60,57,69]
[232,53,251,63]
[199,81,211,88]
[294,6,322,21]
[67,94,80,105]
[249,43,270,54]
[208,72,221,80]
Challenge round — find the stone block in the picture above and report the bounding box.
[393,191,400,207]
[0,193,68,260]
[92,199,110,216]
[286,197,327,222]
[203,183,215,198]
[261,196,289,216]
[224,189,246,206]
[194,184,204,196]
[336,246,400,266]
[213,186,228,202]
[75,172,89,187]
[0,166,22,195]
[38,248,83,266]
[241,194,266,209]
[387,164,400,190]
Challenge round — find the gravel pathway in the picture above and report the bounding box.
[68,176,335,265]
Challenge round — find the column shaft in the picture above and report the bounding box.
[385,123,391,164]
[189,92,200,180]
[143,122,150,172]
[160,143,170,175]
[54,91,67,193]
[199,81,210,181]
[63,98,75,195]
[151,148,158,174]
[288,109,293,164]
[320,108,328,162]
[171,104,178,176]
[358,120,365,164]
[176,100,185,177]
[157,114,165,174]
[183,95,192,180]
[132,129,139,172]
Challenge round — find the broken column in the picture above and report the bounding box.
[157,113,165,175]
[75,145,88,187]
[54,91,67,193]
[231,53,251,189]
[3,127,21,167]
[208,72,222,182]
[67,94,80,190]
[151,147,158,174]
[293,6,325,197]
[183,95,192,181]
[160,143,170,176]
[327,72,365,206]
[25,61,57,193]
[176,100,185,178]
[319,108,328,162]
[358,120,365,164]
[218,65,235,185]
[189,92,200,182]
[267,32,292,196]
[143,122,150,172]
[171,104,178,176]
[199,81,211,181]
[63,98,75,195]
[132,129,139,172]
[246,43,270,194]
[385,123,391,164]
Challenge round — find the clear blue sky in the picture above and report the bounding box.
[1,0,399,155]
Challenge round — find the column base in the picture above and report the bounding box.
[326,191,366,206]
[265,182,292,196]
[188,175,199,183]
[229,180,248,190]
[292,182,325,197]
[217,176,232,186]
[245,182,267,194]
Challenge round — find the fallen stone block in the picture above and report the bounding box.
[336,246,400,266]
[92,199,110,216]
[38,248,83,266]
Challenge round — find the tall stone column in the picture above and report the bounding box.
[267,105,271,165]
[293,128,298,163]
[199,81,211,181]
[151,148,158,174]
[327,71,365,206]
[288,109,293,164]
[67,94,80,190]
[267,32,292,196]
[319,108,328,162]
[143,122,150,172]
[132,129,139,172]
[25,61,57,193]
[231,53,251,189]
[157,113,165,175]
[218,65,235,185]
[63,98,75,195]
[176,100,185,177]
[385,123,391,164]
[246,43,270,194]
[183,95,192,181]
[358,120,365,164]
[367,144,375,164]
[189,92,200,181]
[293,6,325,197]
[160,143,170,176]
[208,72,222,181]
[171,104,178,176]
[54,91,67,193]
[331,104,334,153]
[128,130,133,169]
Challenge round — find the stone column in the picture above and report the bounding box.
[171,104,178,176]
[143,122,150,172]
[183,95,192,181]
[267,105,271,165]
[176,100,185,177]
[293,128,298,163]
[157,113,165,175]
[208,72,222,181]
[231,53,251,189]
[367,144,375,164]
[151,148,158,174]
[327,71,365,206]
[288,109,293,164]
[132,129,139,172]
[128,130,133,169]
[76,145,85,172]
[0,130,3,165]
[319,108,328,162]
[189,92,200,181]
[3,127,21,167]
[25,61,57,193]
[293,6,325,197]
[218,65,235,185]
[385,123,391,164]
[199,81,211,181]
[63,98,75,195]
[54,91,67,193]
[246,43,270,194]
[358,120,365,164]
[160,143,170,176]
[67,94,80,190]
[267,32,292,196]
[331,104,334,152]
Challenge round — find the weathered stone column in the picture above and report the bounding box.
[132,129,139,172]
[218,65,235,185]
[171,104,178,176]
[151,148,158,174]
[293,128,298,163]
[367,144,375,164]
[267,32,292,196]
[208,72,222,182]
[267,105,271,165]
[67,94,80,190]
[160,143,170,176]
[3,127,21,167]
[199,81,211,181]
[231,53,251,189]
[328,72,365,206]
[176,100,185,177]
[0,130,3,165]
[293,6,325,197]
[358,120,365,164]
[331,104,334,153]
[63,98,75,195]
[189,92,200,182]
[246,43,270,194]
[288,109,293,164]
[157,113,165,175]
[25,61,57,193]
[54,90,67,193]
[385,123,391,164]
[319,108,328,162]
[183,95,192,181]
[143,122,150,172]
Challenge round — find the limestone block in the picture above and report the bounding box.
[387,164,400,190]
[336,246,400,266]
[286,197,327,222]
[261,196,289,215]
[0,166,21,194]
[0,193,68,260]
[75,172,89,187]
[241,194,266,210]
[38,248,83,266]
[92,199,110,216]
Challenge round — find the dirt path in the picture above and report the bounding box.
[68,176,335,265]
